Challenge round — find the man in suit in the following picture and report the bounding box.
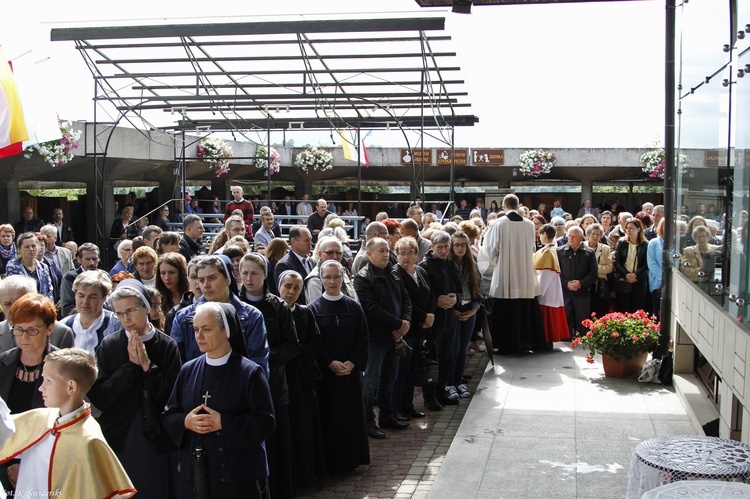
[296,194,313,224]
[40,225,75,276]
[13,206,44,235]
[60,243,101,317]
[576,199,600,220]
[50,208,75,245]
[474,198,488,221]
[0,275,74,353]
[557,226,598,339]
[274,226,313,301]
[275,195,295,225]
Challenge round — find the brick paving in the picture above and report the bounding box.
[297,346,490,499]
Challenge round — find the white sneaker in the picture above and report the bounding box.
[457,384,471,398]
[445,386,460,401]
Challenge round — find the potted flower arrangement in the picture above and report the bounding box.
[197,137,233,177]
[517,149,556,177]
[255,145,281,176]
[640,148,689,180]
[571,310,660,378]
[294,146,333,174]
[24,120,81,168]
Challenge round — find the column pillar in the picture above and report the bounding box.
[211,178,229,203]
[0,180,20,228]
[580,179,593,213]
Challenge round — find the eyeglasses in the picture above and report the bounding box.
[321,275,343,281]
[322,250,343,257]
[398,252,416,257]
[452,243,468,249]
[114,305,145,320]
[11,326,44,337]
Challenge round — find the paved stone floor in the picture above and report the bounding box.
[298,342,695,499]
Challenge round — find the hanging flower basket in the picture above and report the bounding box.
[24,120,81,168]
[517,149,556,177]
[197,137,233,177]
[255,145,280,175]
[640,148,688,180]
[294,146,333,174]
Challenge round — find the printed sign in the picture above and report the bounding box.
[436,149,468,166]
[400,149,433,165]
[471,149,505,165]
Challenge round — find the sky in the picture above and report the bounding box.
[1,0,666,149]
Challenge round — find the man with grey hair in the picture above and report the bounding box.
[40,224,74,275]
[61,270,121,355]
[304,236,357,303]
[480,193,546,354]
[61,242,101,317]
[400,218,430,261]
[179,214,204,262]
[645,205,664,241]
[0,276,74,353]
[557,226,598,338]
[352,221,390,275]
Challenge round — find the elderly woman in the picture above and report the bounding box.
[0,294,59,491]
[680,215,720,250]
[585,223,614,318]
[88,279,181,499]
[613,217,649,313]
[156,252,189,316]
[393,236,437,415]
[305,236,358,303]
[277,270,325,487]
[0,225,16,277]
[163,301,275,499]
[110,240,134,277]
[308,260,370,473]
[111,203,139,241]
[239,252,300,498]
[681,225,722,283]
[61,270,122,355]
[5,233,54,301]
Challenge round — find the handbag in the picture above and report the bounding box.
[612,275,632,294]
[596,277,610,301]
[140,388,162,440]
[410,330,438,386]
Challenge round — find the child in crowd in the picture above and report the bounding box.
[0,348,135,498]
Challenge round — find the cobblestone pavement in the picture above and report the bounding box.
[297,345,490,499]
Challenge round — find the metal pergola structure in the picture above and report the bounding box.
[50,16,478,253]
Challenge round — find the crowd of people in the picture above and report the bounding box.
[0,188,727,498]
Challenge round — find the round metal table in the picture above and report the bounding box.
[626,436,750,499]
[641,480,750,498]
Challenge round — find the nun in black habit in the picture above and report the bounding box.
[308,260,370,473]
[162,301,275,499]
[88,279,182,499]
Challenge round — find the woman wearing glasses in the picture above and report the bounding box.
[0,293,59,492]
[308,260,370,473]
[88,279,181,499]
[613,218,649,313]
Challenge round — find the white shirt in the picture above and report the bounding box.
[73,312,106,355]
[15,403,86,498]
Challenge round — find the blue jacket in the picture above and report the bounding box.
[170,294,269,378]
[647,237,664,292]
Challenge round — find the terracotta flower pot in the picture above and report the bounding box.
[601,352,648,378]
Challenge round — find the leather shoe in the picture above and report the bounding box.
[368,423,386,439]
[380,415,409,430]
[424,398,443,411]
[394,410,411,422]
[404,408,426,419]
